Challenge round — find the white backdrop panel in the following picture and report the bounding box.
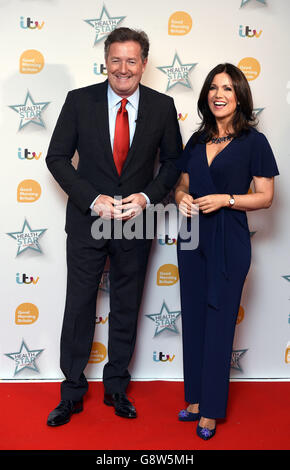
[1,0,290,381]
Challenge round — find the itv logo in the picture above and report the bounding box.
[20,17,44,30]
[239,25,262,38]
[93,63,107,76]
[153,351,175,363]
[177,113,188,121]
[158,235,177,246]
[16,273,39,285]
[18,148,42,160]
[96,315,108,325]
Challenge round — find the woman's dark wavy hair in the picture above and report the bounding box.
[196,63,257,142]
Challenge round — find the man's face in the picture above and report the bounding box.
[105,41,147,98]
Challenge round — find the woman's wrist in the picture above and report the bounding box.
[224,194,234,207]
[175,188,188,203]
[222,194,229,207]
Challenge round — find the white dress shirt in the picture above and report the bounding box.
[90,84,149,209]
[107,83,139,150]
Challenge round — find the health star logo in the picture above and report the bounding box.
[254,107,265,116]
[240,0,266,7]
[146,301,181,337]
[84,5,125,46]
[231,349,248,372]
[7,218,47,256]
[9,90,50,130]
[5,340,44,376]
[157,53,197,92]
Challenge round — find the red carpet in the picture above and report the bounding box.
[0,381,289,451]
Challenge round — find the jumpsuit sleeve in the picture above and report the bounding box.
[175,132,199,173]
[250,131,279,178]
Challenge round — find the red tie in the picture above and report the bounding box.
[113,99,129,175]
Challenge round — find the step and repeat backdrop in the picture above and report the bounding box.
[1,0,290,382]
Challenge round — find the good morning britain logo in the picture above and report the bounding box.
[285,342,290,364]
[88,342,107,364]
[168,11,192,36]
[157,264,179,286]
[17,180,41,203]
[19,50,45,74]
[238,57,261,81]
[15,303,39,325]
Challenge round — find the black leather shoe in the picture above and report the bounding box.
[47,399,83,426]
[104,392,137,418]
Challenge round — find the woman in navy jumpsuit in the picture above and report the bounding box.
[175,64,279,440]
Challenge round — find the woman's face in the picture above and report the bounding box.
[207,72,238,123]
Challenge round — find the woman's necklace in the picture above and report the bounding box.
[211,135,232,144]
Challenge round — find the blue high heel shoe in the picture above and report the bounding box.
[178,409,200,422]
[196,423,216,440]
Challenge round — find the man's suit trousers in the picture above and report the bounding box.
[60,234,152,401]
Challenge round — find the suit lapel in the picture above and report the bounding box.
[93,82,151,178]
[94,80,120,178]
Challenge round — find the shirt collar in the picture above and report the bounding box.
[107,83,140,110]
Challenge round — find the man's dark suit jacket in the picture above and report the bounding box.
[46,80,182,240]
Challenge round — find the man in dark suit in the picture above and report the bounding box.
[46,27,182,426]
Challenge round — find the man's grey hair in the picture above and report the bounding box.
[104,27,150,62]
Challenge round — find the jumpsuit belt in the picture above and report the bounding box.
[206,209,228,310]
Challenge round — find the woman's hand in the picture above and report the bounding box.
[178,192,198,217]
[175,173,199,217]
[194,194,229,214]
